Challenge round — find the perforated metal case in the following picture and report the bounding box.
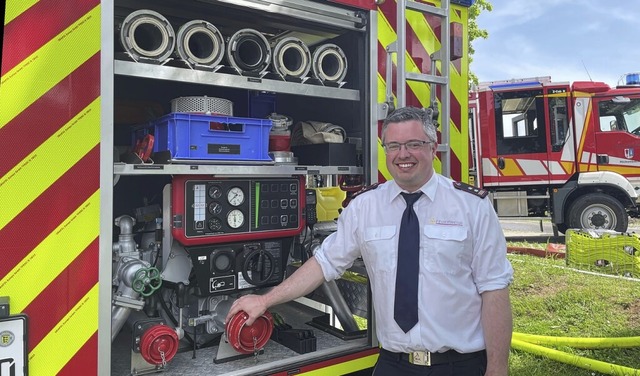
[170,96,233,116]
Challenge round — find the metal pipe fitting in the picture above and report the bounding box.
[112,257,148,342]
[113,215,137,255]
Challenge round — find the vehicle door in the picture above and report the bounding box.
[480,84,551,187]
[594,93,640,180]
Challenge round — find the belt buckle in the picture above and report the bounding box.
[409,351,431,366]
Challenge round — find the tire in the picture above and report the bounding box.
[566,193,628,232]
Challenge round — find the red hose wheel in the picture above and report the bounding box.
[140,324,179,365]
[225,310,274,354]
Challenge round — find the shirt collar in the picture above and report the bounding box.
[390,173,438,202]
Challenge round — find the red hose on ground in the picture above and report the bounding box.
[508,244,565,259]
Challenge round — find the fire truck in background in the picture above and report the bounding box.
[0,0,473,375]
[469,73,640,234]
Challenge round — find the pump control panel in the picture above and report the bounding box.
[172,176,305,245]
[187,238,292,296]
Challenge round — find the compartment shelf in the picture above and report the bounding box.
[113,162,363,176]
[114,60,361,101]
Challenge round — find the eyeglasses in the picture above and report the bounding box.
[382,140,433,154]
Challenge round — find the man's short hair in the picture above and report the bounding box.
[381,107,437,143]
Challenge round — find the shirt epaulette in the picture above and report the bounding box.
[351,183,380,200]
[342,183,380,208]
[452,181,488,199]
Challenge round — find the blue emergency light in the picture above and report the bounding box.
[452,0,475,5]
[624,73,640,85]
[489,81,543,90]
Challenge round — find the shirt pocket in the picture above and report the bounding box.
[422,225,468,274]
[363,225,398,273]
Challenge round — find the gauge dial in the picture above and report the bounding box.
[208,185,222,199]
[208,218,223,231]
[208,201,222,215]
[227,187,245,206]
[227,209,245,229]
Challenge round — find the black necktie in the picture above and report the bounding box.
[394,192,423,333]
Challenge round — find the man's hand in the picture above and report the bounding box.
[225,294,268,326]
[225,257,326,327]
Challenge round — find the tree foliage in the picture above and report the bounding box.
[468,0,492,86]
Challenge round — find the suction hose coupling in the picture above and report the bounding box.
[225,310,274,354]
[176,20,225,69]
[271,37,311,79]
[227,29,271,76]
[119,9,175,63]
[311,43,348,84]
[139,324,179,366]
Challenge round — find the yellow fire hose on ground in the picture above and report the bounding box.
[509,229,640,375]
[512,335,640,375]
[513,332,640,349]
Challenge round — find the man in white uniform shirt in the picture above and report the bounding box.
[227,107,514,376]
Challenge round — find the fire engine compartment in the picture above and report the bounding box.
[110,0,373,374]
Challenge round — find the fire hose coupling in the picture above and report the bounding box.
[311,43,348,84]
[227,29,272,76]
[271,37,312,80]
[176,20,225,69]
[139,324,179,366]
[119,9,176,63]
[132,267,162,297]
[225,310,274,354]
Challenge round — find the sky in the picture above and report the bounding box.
[471,0,640,87]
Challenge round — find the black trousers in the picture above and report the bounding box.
[372,348,487,376]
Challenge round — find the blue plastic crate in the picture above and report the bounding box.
[150,113,272,162]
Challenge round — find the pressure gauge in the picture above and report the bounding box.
[208,201,222,215]
[227,209,245,229]
[227,187,245,206]
[208,185,223,199]
[208,218,223,231]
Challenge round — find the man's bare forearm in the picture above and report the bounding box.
[226,256,327,325]
[263,256,326,307]
[481,288,512,376]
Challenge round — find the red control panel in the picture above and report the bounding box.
[172,176,305,245]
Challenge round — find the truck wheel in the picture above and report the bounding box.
[567,193,628,232]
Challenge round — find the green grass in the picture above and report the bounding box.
[349,242,640,375]
[508,251,640,375]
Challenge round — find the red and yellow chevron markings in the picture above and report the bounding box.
[1,0,101,374]
[1,3,101,128]
[375,0,469,182]
[270,348,379,375]
[490,157,524,176]
[299,351,378,375]
[0,99,101,228]
[483,157,575,183]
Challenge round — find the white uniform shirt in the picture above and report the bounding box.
[314,173,513,354]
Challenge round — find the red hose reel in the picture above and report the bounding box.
[225,310,274,354]
[139,324,179,365]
